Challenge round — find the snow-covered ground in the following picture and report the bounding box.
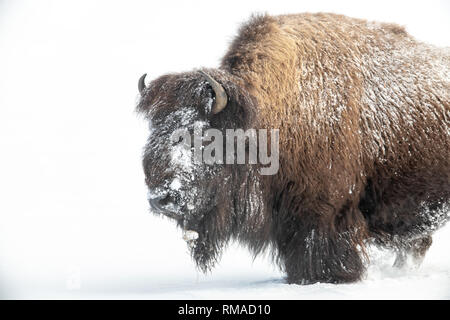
[0,0,449,299]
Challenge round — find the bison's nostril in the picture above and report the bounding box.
[149,195,167,211]
[158,194,172,206]
[148,194,183,220]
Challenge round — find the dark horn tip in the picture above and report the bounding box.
[138,73,147,95]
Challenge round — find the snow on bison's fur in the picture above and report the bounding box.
[136,13,450,284]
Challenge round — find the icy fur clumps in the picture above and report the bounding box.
[359,34,449,160]
[169,109,209,213]
[183,230,199,248]
[417,202,450,235]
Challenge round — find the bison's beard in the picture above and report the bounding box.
[190,236,222,273]
[184,205,233,273]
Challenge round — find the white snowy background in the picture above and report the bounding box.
[0,0,449,299]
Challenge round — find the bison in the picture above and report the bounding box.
[136,13,450,284]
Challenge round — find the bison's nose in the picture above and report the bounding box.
[148,195,165,211]
[148,194,183,221]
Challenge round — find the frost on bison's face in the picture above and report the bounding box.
[136,70,259,271]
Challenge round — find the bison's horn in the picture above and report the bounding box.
[199,70,228,114]
[138,73,147,96]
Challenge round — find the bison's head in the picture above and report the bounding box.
[136,69,259,270]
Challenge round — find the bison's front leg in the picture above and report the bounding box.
[276,218,367,284]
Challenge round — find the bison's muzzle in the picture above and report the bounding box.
[148,194,184,221]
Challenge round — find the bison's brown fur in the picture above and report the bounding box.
[138,13,450,284]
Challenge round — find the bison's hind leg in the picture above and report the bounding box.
[393,235,433,268]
